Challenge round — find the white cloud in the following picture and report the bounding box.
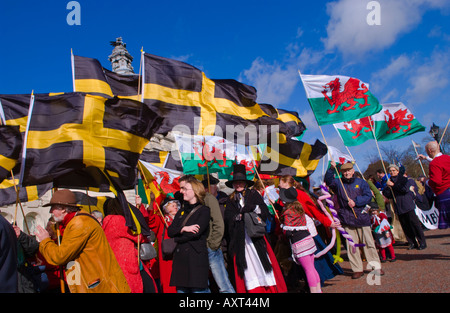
[240,46,325,106]
[371,54,411,92]
[323,0,450,58]
[241,57,299,105]
[406,49,450,105]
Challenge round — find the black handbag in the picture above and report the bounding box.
[161,205,202,260]
[161,227,176,261]
[244,211,266,239]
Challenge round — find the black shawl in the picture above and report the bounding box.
[224,188,272,278]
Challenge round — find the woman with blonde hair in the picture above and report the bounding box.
[167,175,211,293]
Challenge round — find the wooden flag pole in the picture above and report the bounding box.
[412,140,427,177]
[369,121,397,204]
[56,227,65,293]
[344,146,366,181]
[439,117,450,147]
[246,146,280,221]
[318,126,357,218]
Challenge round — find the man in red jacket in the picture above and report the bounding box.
[425,141,450,229]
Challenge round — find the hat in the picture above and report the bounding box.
[202,174,220,188]
[388,164,399,171]
[43,189,81,208]
[279,187,298,203]
[225,164,254,188]
[340,162,354,171]
[161,197,181,211]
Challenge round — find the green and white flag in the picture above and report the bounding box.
[299,73,382,126]
[174,134,235,177]
[372,102,425,142]
[334,116,375,146]
[334,103,425,146]
[174,134,259,180]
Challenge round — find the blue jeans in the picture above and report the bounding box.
[177,287,211,293]
[208,247,235,293]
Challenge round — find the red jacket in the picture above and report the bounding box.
[102,215,153,293]
[429,154,450,195]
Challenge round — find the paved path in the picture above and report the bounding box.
[322,228,450,293]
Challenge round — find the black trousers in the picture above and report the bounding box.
[398,210,426,246]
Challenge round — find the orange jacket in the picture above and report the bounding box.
[39,213,130,293]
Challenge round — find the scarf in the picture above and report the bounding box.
[228,189,272,278]
[58,211,77,237]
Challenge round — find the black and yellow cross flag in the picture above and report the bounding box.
[0,125,22,182]
[72,55,141,100]
[260,138,327,177]
[72,53,306,144]
[142,53,306,143]
[20,92,163,190]
[0,94,53,206]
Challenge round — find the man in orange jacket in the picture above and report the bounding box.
[35,189,130,293]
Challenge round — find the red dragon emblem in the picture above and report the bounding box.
[343,116,374,139]
[384,109,414,133]
[239,159,255,175]
[322,77,370,114]
[193,140,228,168]
[154,171,180,195]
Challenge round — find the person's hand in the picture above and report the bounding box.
[135,195,142,207]
[330,160,336,169]
[348,199,356,208]
[386,179,394,187]
[35,225,50,242]
[13,225,21,238]
[181,224,200,234]
[330,220,341,228]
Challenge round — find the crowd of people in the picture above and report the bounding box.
[0,141,448,293]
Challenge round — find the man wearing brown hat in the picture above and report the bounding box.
[35,189,130,293]
[325,161,383,279]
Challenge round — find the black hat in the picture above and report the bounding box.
[225,164,254,188]
[279,187,298,203]
[202,174,220,188]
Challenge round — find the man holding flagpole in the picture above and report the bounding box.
[424,141,450,229]
[325,161,383,279]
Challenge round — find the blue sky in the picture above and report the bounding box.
[1,0,449,185]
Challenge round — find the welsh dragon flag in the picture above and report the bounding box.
[174,134,257,180]
[138,160,183,205]
[300,73,382,125]
[334,102,425,146]
[373,102,425,142]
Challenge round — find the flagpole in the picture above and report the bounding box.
[137,47,143,100]
[71,49,76,92]
[344,146,366,181]
[140,49,145,103]
[369,117,397,204]
[137,161,168,228]
[412,140,427,177]
[332,123,366,181]
[439,117,450,147]
[245,146,280,222]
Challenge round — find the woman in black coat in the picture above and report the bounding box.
[383,164,427,250]
[167,176,211,293]
[224,164,287,293]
